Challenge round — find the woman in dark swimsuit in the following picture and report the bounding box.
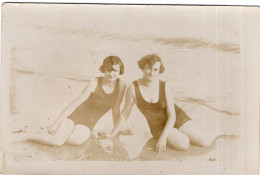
[29,56,126,146]
[110,54,214,153]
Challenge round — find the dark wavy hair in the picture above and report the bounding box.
[137,54,165,73]
[99,56,124,75]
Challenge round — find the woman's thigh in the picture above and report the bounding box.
[55,118,74,135]
[66,124,91,146]
[167,128,190,150]
[178,120,211,147]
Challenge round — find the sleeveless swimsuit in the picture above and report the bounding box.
[68,77,119,130]
[133,80,191,139]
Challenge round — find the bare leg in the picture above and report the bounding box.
[66,124,91,146]
[166,128,190,150]
[27,118,74,146]
[178,120,214,147]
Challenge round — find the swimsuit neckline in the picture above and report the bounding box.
[135,80,161,105]
[100,77,118,95]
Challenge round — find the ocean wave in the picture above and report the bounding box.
[176,97,239,116]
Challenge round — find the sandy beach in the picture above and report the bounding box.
[1,3,259,175]
[6,34,240,162]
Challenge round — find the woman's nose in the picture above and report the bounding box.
[110,71,116,76]
[106,71,112,76]
[150,70,155,75]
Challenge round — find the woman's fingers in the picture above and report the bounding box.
[48,129,55,135]
[160,144,165,153]
[162,145,166,152]
[48,124,58,135]
[156,144,166,153]
[48,127,53,134]
[156,144,159,153]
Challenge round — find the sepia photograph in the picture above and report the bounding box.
[0,2,259,175]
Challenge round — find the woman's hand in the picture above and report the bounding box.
[103,132,116,139]
[48,122,59,135]
[156,135,167,153]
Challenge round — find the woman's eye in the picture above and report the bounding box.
[154,69,158,72]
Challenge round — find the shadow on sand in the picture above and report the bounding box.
[10,134,237,161]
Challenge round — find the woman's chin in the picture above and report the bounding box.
[144,77,158,81]
[105,77,117,82]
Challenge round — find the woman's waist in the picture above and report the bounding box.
[136,101,166,111]
[141,110,167,122]
[138,106,167,116]
[81,96,116,107]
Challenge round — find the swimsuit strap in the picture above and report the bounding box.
[133,80,165,106]
[113,78,120,95]
[95,77,103,94]
[96,77,119,96]
[133,80,142,105]
[160,81,166,103]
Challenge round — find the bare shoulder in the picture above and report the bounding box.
[135,78,143,85]
[126,83,135,98]
[123,83,135,104]
[83,78,98,93]
[118,78,127,90]
[164,81,174,99]
[128,83,135,91]
[164,81,171,91]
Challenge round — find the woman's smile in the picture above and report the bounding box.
[143,62,161,80]
[105,64,120,81]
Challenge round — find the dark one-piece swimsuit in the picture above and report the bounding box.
[133,80,191,139]
[68,77,119,130]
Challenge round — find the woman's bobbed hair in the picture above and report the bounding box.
[137,54,165,73]
[99,56,124,75]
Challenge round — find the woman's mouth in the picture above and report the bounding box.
[108,76,116,80]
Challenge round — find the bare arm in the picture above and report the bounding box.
[156,82,176,153]
[111,79,127,125]
[161,83,176,138]
[53,79,97,125]
[111,84,135,136]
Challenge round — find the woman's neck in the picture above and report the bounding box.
[140,77,159,86]
[102,76,116,87]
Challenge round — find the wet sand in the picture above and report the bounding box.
[9,133,238,162]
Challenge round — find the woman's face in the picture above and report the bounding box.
[104,64,120,81]
[142,61,161,80]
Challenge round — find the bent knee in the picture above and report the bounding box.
[69,138,87,146]
[75,125,91,137]
[67,125,91,145]
[52,137,67,146]
[197,138,212,147]
[57,118,75,134]
[68,134,90,145]
[168,134,190,151]
[175,137,190,150]
[64,118,75,129]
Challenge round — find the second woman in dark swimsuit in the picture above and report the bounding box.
[110,54,216,153]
